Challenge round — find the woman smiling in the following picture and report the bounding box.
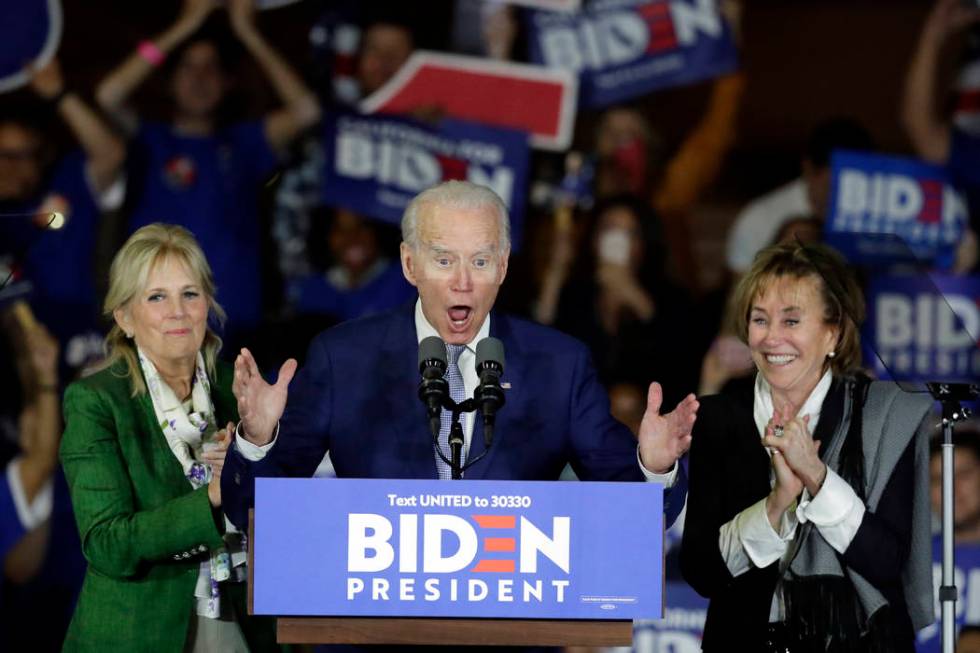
[680,243,935,652]
[60,224,277,652]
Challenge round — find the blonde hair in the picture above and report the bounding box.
[731,242,865,376]
[102,223,225,395]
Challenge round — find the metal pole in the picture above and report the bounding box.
[940,419,956,653]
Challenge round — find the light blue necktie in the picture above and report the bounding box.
[435,344,466,479]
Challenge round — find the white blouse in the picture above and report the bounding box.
[717,371,866,621]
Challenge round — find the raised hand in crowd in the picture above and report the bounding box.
[95,0,219,121]
[595,260,655,332]
[5,308,62,505]
[224,0,321,150]
[697,333,754,396]
[902,0,980,163]
[26,57,125,194]
[4,319,62,585]
[481,3,518,61]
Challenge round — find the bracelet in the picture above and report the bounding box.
[137,40,166,67]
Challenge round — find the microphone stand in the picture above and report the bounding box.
[926,382,977,653]
[447,400,471,481]
[432,396,494,480]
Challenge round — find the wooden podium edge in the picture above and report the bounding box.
[275,617,633,646]
[249,509,633,646]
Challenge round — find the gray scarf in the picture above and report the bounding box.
[786,380,935,632]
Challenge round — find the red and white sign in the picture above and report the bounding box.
[360,51,578,151]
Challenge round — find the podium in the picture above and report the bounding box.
[248,479,664,647]
[249,511,632,645]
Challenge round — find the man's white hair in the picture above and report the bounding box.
[401,180,511,252]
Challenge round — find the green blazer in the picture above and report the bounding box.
[59,359,275,652]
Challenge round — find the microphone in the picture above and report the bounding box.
[417,336,448,438]
[475,337,506,448]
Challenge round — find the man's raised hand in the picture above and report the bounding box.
[232,348,296,446]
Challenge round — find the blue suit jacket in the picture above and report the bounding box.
[222,303,687,529]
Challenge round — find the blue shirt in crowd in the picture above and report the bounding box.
[127,120,280,333]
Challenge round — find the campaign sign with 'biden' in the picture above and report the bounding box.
[864,274,979,387]
[322,112,530,250]
[826,151,968,270]
[528,0,738,108]
[252,478,664,619]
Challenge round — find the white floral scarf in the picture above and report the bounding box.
[138,347,246,619]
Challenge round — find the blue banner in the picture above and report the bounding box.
[322,112,530,250]
[528,0,738,108]
[253,478,663,619]
[864,274,979,387]
[826,151,969,269]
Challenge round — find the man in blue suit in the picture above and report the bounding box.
[222,181,698,531]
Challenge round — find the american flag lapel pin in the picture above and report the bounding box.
[501,382,511,389]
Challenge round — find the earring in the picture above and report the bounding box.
[125,331,134,339]
[827,351,836,359]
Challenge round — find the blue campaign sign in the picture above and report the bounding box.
[864,274,980,386]
[528,0,738,109]
[0,0,62,93]
[253,478,663,619]
[633,581,708,652]
[826,151,968,269]
[321,112,530,250]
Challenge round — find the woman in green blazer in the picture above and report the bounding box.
[60,224,277,652]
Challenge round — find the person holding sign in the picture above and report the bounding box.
[680,243,934,652]
[222,181,697,532]
[59,225,279,652]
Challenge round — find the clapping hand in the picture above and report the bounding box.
[762,403,826,495]
[204,423,233,508]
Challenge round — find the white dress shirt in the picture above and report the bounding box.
[237,299,679,487]
[717,371,866,621]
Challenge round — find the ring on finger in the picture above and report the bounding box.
[773,424,784,438]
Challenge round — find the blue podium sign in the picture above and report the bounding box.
[253,478,663,619]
